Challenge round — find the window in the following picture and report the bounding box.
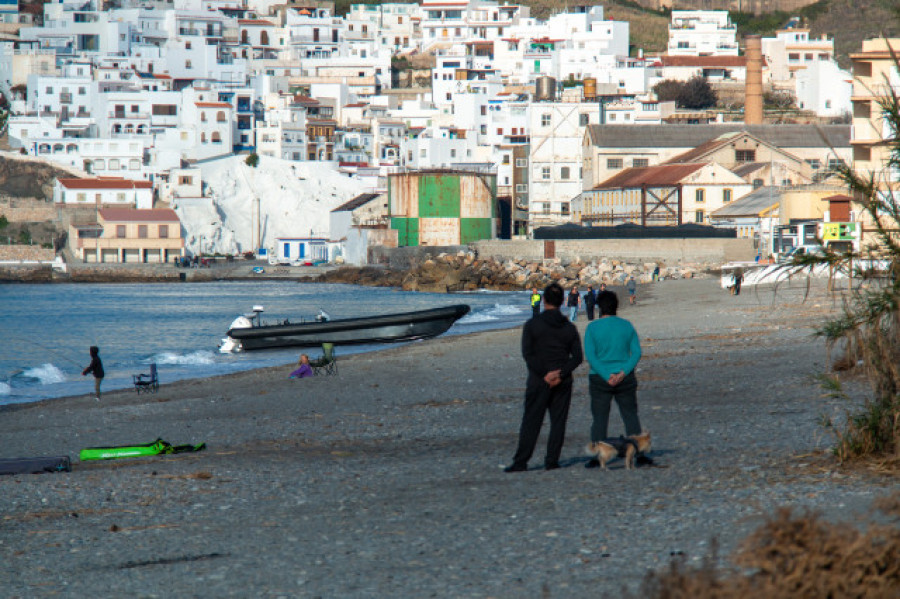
[116,192,126,202]
[480,106,486,115]
[159,225,168,238]
[46,86,53,94]
[216,111,227,122]
[77,192,86,202]
[185,60,192,69]
[502,155,510,165]
[735,150,756,162]
[579,113,589,126]
[496,128,503,135]
[695,210,705,223]
[153,104,177,116]
[116,225,126,238]
[607,158,623,169]
[540,114,551,127]
[179,176,193,185]
[695,189,705,203]
[560,166,570,180]
[78,87,86,95]
[723,188,732,203]
[753,178,764,188]
[515,158,527,167]
[560,202,569,215]
[541,166,550,180]
[515,184,528,192]
[450,149,456,158]
[109,159,120,170]
[138,225,148,239]
[632,158,649,168]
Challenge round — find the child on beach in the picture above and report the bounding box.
[290,354,313,379]
[81,346,104,400]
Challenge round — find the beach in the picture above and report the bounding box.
[0,278,891,597]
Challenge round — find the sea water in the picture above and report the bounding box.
[0,281,530,405]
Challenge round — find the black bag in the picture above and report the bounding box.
[0,456,72,475]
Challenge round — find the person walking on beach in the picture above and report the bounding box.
[584,285,597,321]
[506,283,583,472]
[583,291,647,467]
[81,346,104,401]
[530,287,542,318]
[567,286,580,321]
[626,275,637,305]
[732,268,744,296]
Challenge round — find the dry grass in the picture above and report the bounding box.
[637,496,900,599]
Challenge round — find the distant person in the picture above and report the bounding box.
[733,268,744,296]
[81,346,104,401]
[583,285,597,321]
[567,286,580,321]
[599,283,607,293]
[290,354,313,379]
[529,287,542,319]
[505,283,583,472]
[626,275,637,305]
[583,291,648,467]
[652,265,660,282]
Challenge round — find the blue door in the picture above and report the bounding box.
[299,243,306,258]
[283,242,290,258]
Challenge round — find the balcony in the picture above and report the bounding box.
[179,28,201,36]
[60,93,73,104]
[109,111,149,119]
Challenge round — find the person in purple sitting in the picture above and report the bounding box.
[289,354,313,379]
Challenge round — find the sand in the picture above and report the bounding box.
[0,278,892,597]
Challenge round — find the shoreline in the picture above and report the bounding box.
[3,277,887,597]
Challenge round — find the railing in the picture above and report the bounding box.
[60,93,72,104]
[109,112,150,119]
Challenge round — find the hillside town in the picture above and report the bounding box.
[0,0,888,269]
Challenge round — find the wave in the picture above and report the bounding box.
[18,363,66,385]
[150,350,216,366]
[460,303,526,324]
[0,382,9,395]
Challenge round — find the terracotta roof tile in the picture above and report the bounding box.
[58,178,152,190]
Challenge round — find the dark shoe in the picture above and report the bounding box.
[636,455,654,467]
[585,458,600,469]
[504,464,527,473]
[544,463,560,471]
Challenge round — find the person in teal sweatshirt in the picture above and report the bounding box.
[583,290,643,465]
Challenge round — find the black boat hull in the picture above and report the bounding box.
[226,305,471,350]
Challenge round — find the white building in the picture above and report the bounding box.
[54,177,154,209]
[795,59,852,118]
[667,10,738,57]
[528,99,601,230]
[762,23,835,83]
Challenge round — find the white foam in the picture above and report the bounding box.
[20,363,66,385]
[151,350,216,366]
[460,303,525,324]
[0,382,9,395]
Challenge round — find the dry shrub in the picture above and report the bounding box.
[638,499,900,599]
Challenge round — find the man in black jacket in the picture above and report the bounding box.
[505,283,583,472]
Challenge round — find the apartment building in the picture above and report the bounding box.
[667,10,738,57]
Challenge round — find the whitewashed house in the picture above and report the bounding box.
[667,10,738,57]
[54,177,154,209]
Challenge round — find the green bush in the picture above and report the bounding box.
[245,153,259,168]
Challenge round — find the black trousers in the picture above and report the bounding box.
[532,305,541,318]
[511,374,573,468]
[586,304,595,320]
[588,372,641,442]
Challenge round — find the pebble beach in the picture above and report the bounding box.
[0,278,892,598]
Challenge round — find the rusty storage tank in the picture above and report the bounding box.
[388,171,497,246]
[583,78,597,101]
[535,76,557,102]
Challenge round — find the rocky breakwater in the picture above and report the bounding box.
[314,252,712,293]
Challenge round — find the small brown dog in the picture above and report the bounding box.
[585,431,652,470]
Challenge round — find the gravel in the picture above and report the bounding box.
[0,278,892,598]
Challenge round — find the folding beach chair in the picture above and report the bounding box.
[133,363,159,394]
[310,343,337,376]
